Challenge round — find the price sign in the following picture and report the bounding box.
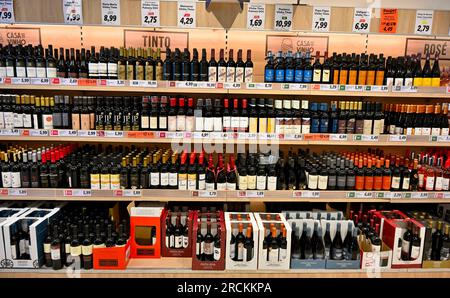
[389,135,407,142]
[11,78,30,85]
[274,4,292,31]
[0,0,15,23]
[192,191,218,198]
[312,7,330,32]
[57,130,77,137]
[329,134,348,141]
[390,192,402,199]
[78,130,98,137]
[281,83,308,91]
[379,8,398,33]
[365,85,389,92]
[353,134,379,142]
[414,10,433,35]
[352,8,371,33]
[177,1,196,28]
[355,191,374,199]
[63,0,83,25]
[64,189,92,197]
[101,0,120,25]
[247,3,265,30]
[246,83,272,90]
[141,0,160,27]
[105,131,124,138]
[30,78,50,85]
[123,189,142,197]
[8,189,27,196]
[238,191,265,198]
[30,129,49,137]
[224,82,241,89]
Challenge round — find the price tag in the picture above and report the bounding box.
[11,78,30,85]
[303,191,321,198]
[352,8,371,33]
[129,80,157,87]
[63,0,83,25]
[312,7,330,32]
[105,131,124,138]
[355,191,374,199]
[101,0,120,25]
[274,4,292,31]
[30,78,50,85]
[281,83,309,91]
[375,192,389,199]
[192,191,217,198]
[238,191,264,198]
[0,129,19,136]
[365,85,389,92]
[61,78,78,86]
[379,8,398,33]
[167,132,184,139]
[0,0,14,23]
[64,189,92,197]
[177,1,196,28]
[247,3,265,30]
[283,134,303,141]
[57,130,77,137]
[8,189,27,196]
[123,189,142,197]
[390,192,402,199]
[436,135,450,142]
[210,132,223,139]
[312,84,338,91]
[78,130,98,137]
[259,133,277,140]
[392,86,418,93]
[342,85,364,92]
[141,0,160,27]
[409,192,429,199]
[196,82,216,88]
[176,81,197,88]
[246,83,272,90]
[414,10,433,35]
[224,82,241,89]
[30,129,49,137]
[105,79,125,86]
[246,133,257,140]
[329,134,348,141]
[353,135,379,142]
[389,135,407,142]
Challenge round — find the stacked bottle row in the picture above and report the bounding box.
[1,144,449,192]
[228,214,256,263]
[264,50,442,87]
[40,205,129,270]
[164,212,190,249]
[2,94,449,136]
[0,44,253,83]
[195,214,222,262]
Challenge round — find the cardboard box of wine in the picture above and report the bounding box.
[358,235,392,269]
[254,213,291,270]
[0,208,30,264]
[161,209,194,258]
[2,208,60,268]
[224,212,259,270]
[283,211,345,221]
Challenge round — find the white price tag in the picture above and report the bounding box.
[409,192,429,199]
[437,135,450,142]
[224,82,241,89]
[11,78,30,85]
[316,84,338,91]
[259,133,277,140]
[312,7,330,32]
[57,130,77,137]
[193,132,209,139]
[64,189,92,197]
[8,189,27,196]
[63,0,83,25]
[78,130,98,137]
[329,134,348,141]
[389,135,407,142]
[281,83,308,91]
[355,191,374,199]
[0,0,14,23]
[283,134,303,140]
[352,8,371,33]
[0,129,19,136]
[167,132,184,139]
[390,192,402,199]
[414,10,433,35]
[30,78,50,85]
[365,85,389,92]
[392,86,418,93]
[246,133,257,140]
[123,189,142,197]
[105,131,124,138]
[102,0,120,25]
[197,82,217,88]
[238,191,264,198]
[353,135,379,142]
[343,85,364,92]
[61,78,78,86]
[246,83,272,90]
[247,3,265,30]
[141,0,160,27]
[176,81,198,88]
[130,80,157,87]
[106,79,125,86]
[210,132,223,139]
[177,1,196,28]
[30,129,49,137]
[274,4,292,31]
[193,191,218,198]
[293,191,320,198]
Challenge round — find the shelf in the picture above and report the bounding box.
[1,267,449,278]
[1,129,448,147]
[1,189,449,203]
[0,78,448,98]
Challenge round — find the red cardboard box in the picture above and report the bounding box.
[130,207,164,259]
[161,209,194,257]
[93,240,131,270]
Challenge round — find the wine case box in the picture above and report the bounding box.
[192,211,226,270]
[320,219,361,269]
[419,218,450,268]
[129,206,164,259]
[2,208,60,268]
[161,209,194,257]
[358,236,392,269]
[224,212,259,270]
[372,209,410,240]
[93,240,131,270]
[381,218,426,269]
[288,218,326,269]
[0,208,31,263]
[422,260,450,269]
[254,213,291,270]
[283,211,344,221]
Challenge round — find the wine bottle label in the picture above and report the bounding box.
[109,174,120,190]
[0,67,6,77]
[235,67,244,82]
[223,116,231,131]
[182,235,189,248]
[442,178,450,191]
[204,117,214,131]
[239,117,248,131]
[108,63,118,76]
[347,176,356,189]
[101,174,111,190]
[258,118,267,133]
[224,181,235,190]
[10,244,17,259]
[176,115,186,131]
[328,175,337,189]
[244,67,253,83]
[267,176,277,191]
[435,177,443,191]
[88,63,98,77]
[44,243,51,254]
[185,116,194,132]
[268,247,279,263]
[226,67,235,82]
[256,176,267,190]
[308,175,318,190]
[431,78,440,87]
[394,78,403,87]
[168,116,177,131]
[43,114,53,129]
[285,69,295,82]
[34,67,45,78]
[318,175,328,190]
[70,245,82,256]
[196,242,201,255]
[82,245,93,256]
[213,117,223,132]
[441,248,450,261]
[195,115,204,132]
[90,174,100,189]
[394,126,403,135]
[151,172,160,187]
[441,128,449,136]
[13,113,23,128]
[363,120,373,135]
[238,175,248,190]
[170,235,175,248]
[218,66,227,82]
[188,174,197,190]
[237,242,244,261]
[431,128,441,136]
[175,236,183,248]
[406,127,413,135]
[169,173,178,187]
[51,248,61,260]
[391,177,401,189]
[208,66,217,82]
[230,117,239,130]
[0,112,4,129]
[247,175,256,190]
[425,177,435,190]
[418,173,425,188]
[403,77,413,86]
[313,69,321,82]
[46,67,57,78]
[402,177,410,190]
[279,248,287,260]
[157,116,166,130]
[160,173,169,187]
[204,182,214,191]
[267,118,276,133]
[217,183,227,191]
[16,67,26,77]
[98,63,107,76]
[301,118,310,134]
[421,128,431,136]
[150,116,158,129]
[264,69,274,82]
[249,117,258,133]
[178,174,187,190]
[401,239,411,255]
[303,70,312,82]
[322,69,331,83]
[275,69,285,82]
[6,66,14,77]
[11,172,21,188]
[204,242,213,255]
[140,116,150,129]
[214,247,221,261]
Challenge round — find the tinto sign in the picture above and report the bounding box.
[266,35,329,56]
[405,38,449,60]
[124,30,189,52]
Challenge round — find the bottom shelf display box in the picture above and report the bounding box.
[2,208,60,268]
[254,213,291,270]
[288,218,326,269]
[225,212,259,270]
[161,209,194,257]
[420,220,450,268]
[93,240,131,270]
[0,208,31,262]
[192,211,226,270]
[320,219,361,269]
[358,236,392,269]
